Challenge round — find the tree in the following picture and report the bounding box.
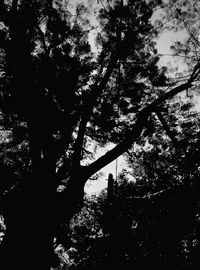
[0,0,200,269]
[65,172,200,270]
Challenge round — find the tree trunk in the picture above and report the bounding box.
[0,116,87,269]
[0,172,87,269]
[1,186,59,269]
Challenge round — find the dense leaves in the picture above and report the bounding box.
[0,0,200,269]
[65,174,200,269]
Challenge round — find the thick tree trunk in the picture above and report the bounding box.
[0,173,87,269]
[1,187,59,269]
[0,120,60,269]
[0,116,87,269]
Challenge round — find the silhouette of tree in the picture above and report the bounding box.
[0,0,200,269]
[66,171,200,270]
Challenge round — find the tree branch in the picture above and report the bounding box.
[154,108,178,147]
[132,187,172,200]
[83,80,194,180]
[86,53,117,109]
[71,115,88,170]
[70,53,117,171]
[84,111,148,178]
[37,25,49,56]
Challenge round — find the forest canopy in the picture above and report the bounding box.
[0,0,200,269]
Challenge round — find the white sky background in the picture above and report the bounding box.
[84,145,127,194]
[68,0,200,194]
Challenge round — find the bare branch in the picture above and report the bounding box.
[159,53,197,60]
[132,187,172,200]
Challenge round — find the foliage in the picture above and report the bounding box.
[64,173,200,269]
[0,0,200,269]
[124,96,200,189]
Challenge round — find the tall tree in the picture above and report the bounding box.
[0,0,200,268]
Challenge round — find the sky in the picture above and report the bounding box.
[68,0,200,195]
[84,146,127,194]
[67,0,127,194]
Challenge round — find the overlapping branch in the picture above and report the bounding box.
[83,68,200,180]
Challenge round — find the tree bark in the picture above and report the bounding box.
[1,186,58,269]
[0,119,59,269]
